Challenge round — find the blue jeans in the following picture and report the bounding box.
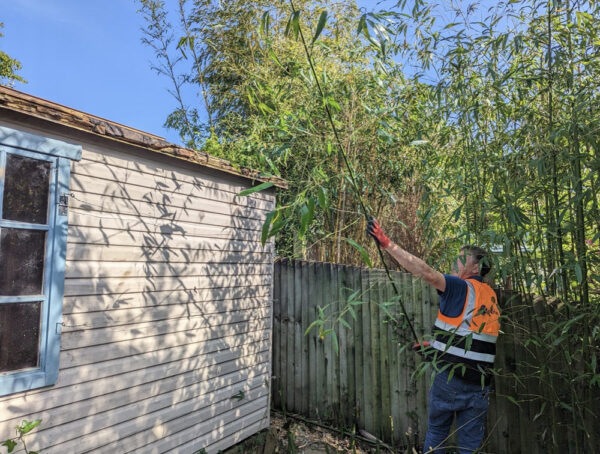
[423,369,490,454]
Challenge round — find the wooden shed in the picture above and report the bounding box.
[0,87,285,453]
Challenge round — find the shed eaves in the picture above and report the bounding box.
[0,86,287,189]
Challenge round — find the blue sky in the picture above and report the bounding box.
[1,0,390,146]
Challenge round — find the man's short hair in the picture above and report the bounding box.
[461,245,492,277]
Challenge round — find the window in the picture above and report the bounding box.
[0,125,81,396]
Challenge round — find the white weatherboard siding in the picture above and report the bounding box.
[0,126,274,453]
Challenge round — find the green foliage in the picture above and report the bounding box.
[0,23,26,87]
[236,181,274,197]
[1,419,41,454]
[139,0,448,264]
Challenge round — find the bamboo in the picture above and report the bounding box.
[288,0,419,345]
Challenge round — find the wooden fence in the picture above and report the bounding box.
[271,258,598,453]
[272,259,437,447]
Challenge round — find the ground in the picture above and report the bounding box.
[221,411,418,454]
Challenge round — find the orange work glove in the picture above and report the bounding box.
[366,216,391,249]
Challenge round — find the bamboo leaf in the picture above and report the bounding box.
[285,13,293,37]
[176,36,188,58]
[291,10,301,40]
[559,401,573,412]
[18,419,41,435]
[299,198,315,237]
[452,205,462,222]
[505,395,521,408]
[331,330,339,355]
[444,22,460,29]
[532,403,547,422]
[305,319,323,336]
[2,440,17,453]
[357,14,367,36]
[339,318,351,330]
[345,238,372,267]
[312,11,328,45]
[317,306,325,320]
[347,289,361,302]
[237,181,274,197]
[464,333,473,352]
[317,186,328,209]
[348,306,356,320]
[562,314,586,334]
[260,210,276,245]
[260,11,270,36]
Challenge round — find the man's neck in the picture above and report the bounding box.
[466,275,483,282]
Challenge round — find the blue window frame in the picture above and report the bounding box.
[0,125,81,396]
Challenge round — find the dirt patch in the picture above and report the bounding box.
[221,411,416,454]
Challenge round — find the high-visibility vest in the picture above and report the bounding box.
[430,278,500,382]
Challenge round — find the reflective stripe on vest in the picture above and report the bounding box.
[431,279,499,366]
[430,340,495,363]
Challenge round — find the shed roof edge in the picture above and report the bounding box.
[0,86,288,189]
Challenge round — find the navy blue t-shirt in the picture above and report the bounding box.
[437,275,484,317]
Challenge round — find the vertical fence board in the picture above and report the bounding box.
[402,272,416,433]
[522,302,539,454]
[323,262,333,421]
[503,293,522,454]
[368,269,382,438]
[281,259,290,413]
[488,333,507,453]
[414,278,428,438]
[353,266,364,428]
[342,265,354,428]
[387,274,402,446]
[286,259,296,412]
[320,262,331,421]
[378,272,392,443]
[293,261,303,414]
[329,263,340,422]
[272,259,281,410]
[360,267,374,433]
[308,261,318,420]
[300,261,310,416]
[340,264,353,428]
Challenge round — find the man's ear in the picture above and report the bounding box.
[469,256,480,274]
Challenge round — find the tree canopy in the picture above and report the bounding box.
[0,22,25,87]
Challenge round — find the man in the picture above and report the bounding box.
[367,217,500,454]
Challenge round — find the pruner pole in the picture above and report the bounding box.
[288,0,419,344]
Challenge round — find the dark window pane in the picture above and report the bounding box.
[3,154,51,224]
[0,302,41,372]
[0,229,46,295]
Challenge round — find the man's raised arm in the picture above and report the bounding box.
[367,217,446,292]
